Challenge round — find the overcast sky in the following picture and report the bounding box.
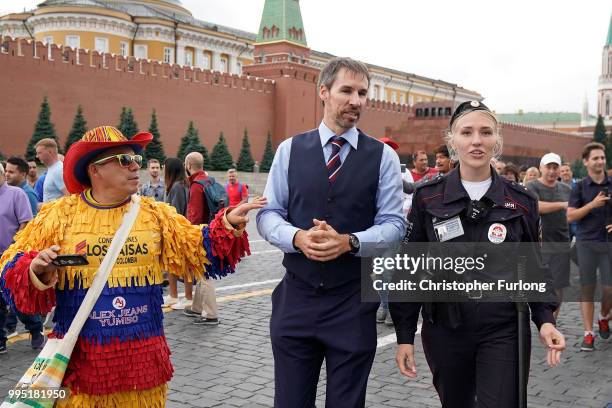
[3,0,611,114]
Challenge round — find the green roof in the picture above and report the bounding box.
[608,12,612,45]
[497,112,593,125]
[256,0,307,46]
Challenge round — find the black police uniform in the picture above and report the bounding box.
[390,166,558,408]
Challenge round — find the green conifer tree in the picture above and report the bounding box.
[117,107,127,135]
[64,105,88,153]
[210,132,234,171]
[593,115,607,144]
[118,107,139,138]
[236,128,255,172]
[260,130,275,172]
[26,96,58,160]
[144,109,166,165]
[177,121,209,166]
[570,158,587,179]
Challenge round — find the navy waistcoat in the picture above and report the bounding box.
[283,128,383,288]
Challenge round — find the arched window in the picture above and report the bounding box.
[606,96,610,116]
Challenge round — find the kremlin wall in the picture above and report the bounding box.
[0,36,410,160]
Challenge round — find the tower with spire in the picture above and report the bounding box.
[581,94,590,127]
[244,0,322,143]
[597,12,612,121]
[253,0,310,63]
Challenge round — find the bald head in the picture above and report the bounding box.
[185,152,204,171]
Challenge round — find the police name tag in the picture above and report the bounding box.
[433,216,464,242]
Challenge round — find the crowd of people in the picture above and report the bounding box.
[0,56,610,407]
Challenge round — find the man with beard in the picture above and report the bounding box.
[257,57,405,407]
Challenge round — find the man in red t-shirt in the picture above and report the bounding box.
[226,168,249,207]
[183,151,219,325]
[410,150,438,182]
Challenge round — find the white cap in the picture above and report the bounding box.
[540,152,561,166]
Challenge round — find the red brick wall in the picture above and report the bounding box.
[385,115,589,163]
[0,38,275,162]
[0,37,587,166]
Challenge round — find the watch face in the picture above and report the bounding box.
[350,234,360,250]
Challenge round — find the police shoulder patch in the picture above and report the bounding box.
[508,181,537,202]
[419,174,445,189]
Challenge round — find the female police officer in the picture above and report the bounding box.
[389,101,566,408]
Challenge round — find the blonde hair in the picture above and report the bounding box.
[523,167,540,184]
[35,138,58,152]
[444,110,503,162]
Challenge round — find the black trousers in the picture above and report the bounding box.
[421,302,531,408]
[270,274,378,408]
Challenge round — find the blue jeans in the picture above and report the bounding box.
[4,306,42,335]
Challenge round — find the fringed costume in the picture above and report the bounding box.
[0,190,249,407]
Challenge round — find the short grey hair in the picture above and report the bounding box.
[317,57,371,91]
[0,163,4,176]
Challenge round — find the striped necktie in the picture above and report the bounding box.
[327,136,346,183]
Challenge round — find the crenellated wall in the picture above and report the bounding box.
[0,37,275,160]
[0,36,587,166]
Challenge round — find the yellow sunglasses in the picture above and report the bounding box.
[92,154,143,168]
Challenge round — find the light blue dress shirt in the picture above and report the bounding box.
[256,122,406,256]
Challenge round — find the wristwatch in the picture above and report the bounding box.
[348,233,360,254]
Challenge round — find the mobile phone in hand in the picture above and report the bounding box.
[51,254,89,267]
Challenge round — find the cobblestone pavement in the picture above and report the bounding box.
[1,215,611,407]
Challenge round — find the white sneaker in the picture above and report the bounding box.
[6,331,19,339]
[162,296,179,307]
[171,298,192,310]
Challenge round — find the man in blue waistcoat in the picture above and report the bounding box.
[257,57,406,407]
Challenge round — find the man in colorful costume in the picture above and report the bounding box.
[0,126,265,407]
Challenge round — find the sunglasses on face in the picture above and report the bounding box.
[92,154,143,168]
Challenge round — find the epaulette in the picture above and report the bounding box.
[414,174,445,192]
[507,180,537,202]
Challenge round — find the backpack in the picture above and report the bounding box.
[195,176,229,221]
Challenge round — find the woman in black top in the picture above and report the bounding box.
[164,158,189,216]
[163,158,190,306]
[390,101,566,408]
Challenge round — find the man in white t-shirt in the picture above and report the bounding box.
[35,138,67,202]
